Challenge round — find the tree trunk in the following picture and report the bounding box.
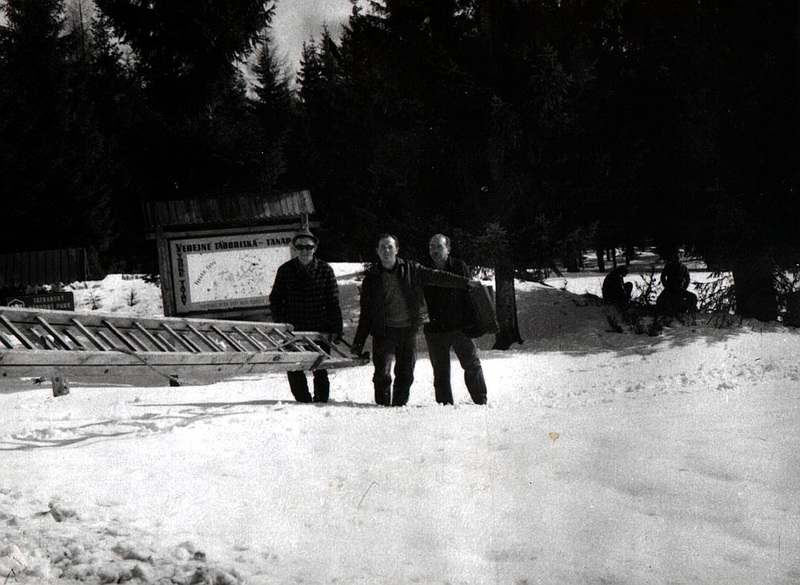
[596,248,605,272]
[492,261,524,350]
[625,243,635,264]
[565,240,580,272]
[784,292,800,327]
[732,256,778,322]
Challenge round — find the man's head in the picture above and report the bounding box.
[376,233,399,269]
[292,227,318,266]
[429,234,451,267]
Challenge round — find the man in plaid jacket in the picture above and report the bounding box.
[269,227,343,403]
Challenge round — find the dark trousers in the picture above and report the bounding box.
[657,289,698,317]
[287,370,330,403]
[424,330,487,405]
[286,340,331,403]
[372,326,416,406]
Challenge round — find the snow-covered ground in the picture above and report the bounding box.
[1,260,798,584]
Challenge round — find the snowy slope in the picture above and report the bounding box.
[0,264,798,584]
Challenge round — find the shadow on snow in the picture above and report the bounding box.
[475,283,793,358]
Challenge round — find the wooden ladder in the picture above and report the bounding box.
[0,307,360,394]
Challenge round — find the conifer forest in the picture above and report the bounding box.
[0,0,798,331]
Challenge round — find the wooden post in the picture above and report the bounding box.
[156,226,176,317]
[52,376,70,397]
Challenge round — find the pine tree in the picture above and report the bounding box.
[0,0,112,257]
[294,31,376,257]
[94,0,274,199]
[250,38,296,191]
[691,1,799,321]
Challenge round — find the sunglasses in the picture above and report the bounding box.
[294,244,316,251]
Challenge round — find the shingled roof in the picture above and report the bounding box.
[142,191,315,233]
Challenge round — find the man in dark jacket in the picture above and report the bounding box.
[269,227,343,403]
[423,234,487,405]
[351,234,476,407]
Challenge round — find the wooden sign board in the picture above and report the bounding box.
[4,292,75,311]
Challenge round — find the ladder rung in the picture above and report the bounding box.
[234,327,266,351]
[252,327,282,349]
[268,327,306,351]
[127,331,151,352]
[161,324,199,352]
[186,324,223,352]
[0,315,36,349]
[180,333,203,353]
[29,327,55,349]
[63,328,88,350]
[0,331,15,349]
[102,319,139,352]
[70,318,110,351]
[210,325,246,352]
[95,329,122,351]
[153,332,175,352]
[35,317,72,349]
[133,322,172,352]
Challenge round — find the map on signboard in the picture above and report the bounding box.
[171,232,294,313]
[186,248,284,303]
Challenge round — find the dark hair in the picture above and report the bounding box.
[376,233,399,248]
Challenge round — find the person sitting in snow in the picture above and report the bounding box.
[269,227,343,403]
[602,265,633,307]
[656,252,698,318]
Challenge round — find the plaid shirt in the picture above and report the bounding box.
[269,258,343,334]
